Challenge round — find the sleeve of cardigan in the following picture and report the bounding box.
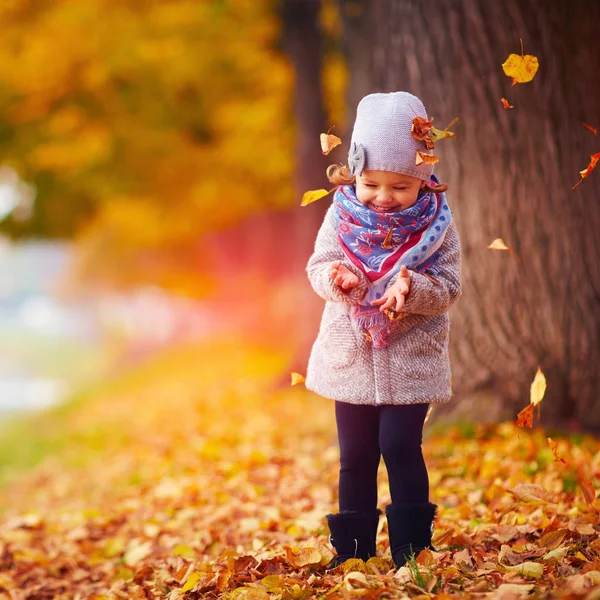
[394,219,462,316]
[306,204,369,304]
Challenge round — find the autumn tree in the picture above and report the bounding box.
[338,0,600,429]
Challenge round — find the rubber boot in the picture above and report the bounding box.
[386,502,437,568]
[326,510,380,568]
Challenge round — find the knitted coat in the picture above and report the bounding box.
[305,204,462,405]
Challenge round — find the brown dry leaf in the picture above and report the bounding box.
[488,238,510,251]
[415,151,439,166]
[301,188,334,207]
[516,403,534,428]
[320,132,342,155]
[501,98,514,109]
[578,477,596,504]
[573,152,600,189]
[546,438,567,465]
[502,39,539,85]
[411,116,434,149]
[381,226,394,249]
[290,372,305,386]
[284,545,321,568]
[583,122,597,135]
[538,528,568,550]
[508,483,550,504]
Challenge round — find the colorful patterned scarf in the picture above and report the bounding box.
[333,175,452,347]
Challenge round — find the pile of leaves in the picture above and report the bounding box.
[0,342,599,599]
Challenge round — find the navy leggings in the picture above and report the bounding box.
[335,401,429,513]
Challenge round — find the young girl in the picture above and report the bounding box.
[305,91,462,568]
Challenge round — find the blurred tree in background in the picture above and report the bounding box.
[338,0,600,428]
[0,0,297,293]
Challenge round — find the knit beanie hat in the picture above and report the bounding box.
[348,91,434,181]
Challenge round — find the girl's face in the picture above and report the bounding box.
[355,170,425,213]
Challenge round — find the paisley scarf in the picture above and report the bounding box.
[333,174,452,347]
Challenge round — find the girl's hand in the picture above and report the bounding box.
[330,260,359,290]
[371,265,411,312]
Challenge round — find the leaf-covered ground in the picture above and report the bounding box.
[0,342,599,599]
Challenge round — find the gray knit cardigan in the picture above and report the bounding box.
[305,204,462,405]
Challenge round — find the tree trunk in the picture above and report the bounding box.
[341,0,600,430]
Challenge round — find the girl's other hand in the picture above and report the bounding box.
[330,260,359,290]
[370,265,411,312]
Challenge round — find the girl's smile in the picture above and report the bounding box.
[355,170,425,213]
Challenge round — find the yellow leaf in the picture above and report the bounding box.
[542,546,569,562]
[301,188,333,207]
[181,572,203,593]
[124,540,152,566]
[508,483,549,504]
[290,372,306,386]
[284,545,321,568]
[530,367,546,406]
[344,571,367,591]
[488,238,510,251]
[415,151,439,166]
[502,40,539,85]
[320,132,342,155]
[429,118,458,143]
[503,561,544,579]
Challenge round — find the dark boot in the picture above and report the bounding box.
[386,502,437,568]
[326,510,380,568]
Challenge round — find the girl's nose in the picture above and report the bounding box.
[377,189,392,203]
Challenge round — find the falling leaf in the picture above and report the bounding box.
[516,403,534,428]
[582,122,597,135]
[502,39,539,85]
[573,152,600,189]
[579,477,596,504]
[530,367,547,406]
[411,116,434,149]
[546,438,567,465]
[381,226,394,249]
[430,117,459,143]
[301,187,334,206]
[489,238,510,251]
[290,372,305,386]
[320,132,342,155]
[501,98,514,109]
[424,404,434,424]
[415,151,439,166]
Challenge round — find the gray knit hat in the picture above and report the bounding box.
[348,91,434,181]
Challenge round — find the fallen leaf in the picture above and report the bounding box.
[546,438,567,465]
[124,540,152,566]
[284,545,321,568]
[290,372,305,386]
[492,583,535,597]
[573,152,600,189]
[501,98,514,109]
[320,132,342,155]
[582,122,597,135]
[578,477,596,504]
[502,561,544,579]
[530,367,546,406]
[344,571,367,590]
[508,483,550,504]
[502,39,539,85]
[301,188,334,206]
[538,529,568,550]
[542,546,570,562]
[415,151,439,166]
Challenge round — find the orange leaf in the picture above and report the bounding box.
[516,403,534,428]
[301,187,334,206]
[320,132,342,155]
[501,98,514,109]
[290,372,306,386]
[411,116,434,149]
[547,437,567,465]
[415,151,439,166]
[573,152,600,189]
[502,39,539,85]
[582,122,597,135]
[579,477,596,504]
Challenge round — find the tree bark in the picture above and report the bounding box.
[341,0,600,430]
